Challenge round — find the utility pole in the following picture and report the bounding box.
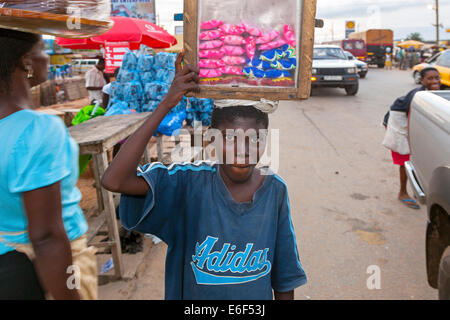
[435,0,439,45]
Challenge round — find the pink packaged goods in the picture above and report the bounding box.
[219,66,244,75]
[283,24,296,47]
[199,49,224,59]
[200,19,224,30]
[240,23,263,37]
[220,45,246,56]
[259,39,287,51]
[245,36,256,61]
[199,40,224,50]
[221,35,246,46]
[198,59,226,69]
[200,68,223,78]
[255,30,280,44]
[199,30,223,41]
[219,24,245,35]
[222,56,247,66]
[196,19,298,87]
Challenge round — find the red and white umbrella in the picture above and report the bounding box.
[55,16,177,50]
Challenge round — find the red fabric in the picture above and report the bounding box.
[56,17,177,50]
[391,151,410,166]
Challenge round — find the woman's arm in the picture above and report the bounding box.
[23,182,80,300]
[102,53,199,196]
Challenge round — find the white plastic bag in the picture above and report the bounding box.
[382,111,410,155]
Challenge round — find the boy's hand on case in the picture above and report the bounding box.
[163,51,200,109]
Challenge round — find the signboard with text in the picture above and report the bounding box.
[104,42,129,74]
[111,0,156,23]
[345,21,356,39]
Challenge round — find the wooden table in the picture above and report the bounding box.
[69,113,151,280]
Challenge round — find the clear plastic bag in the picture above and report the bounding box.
[0,0,113,38]
[197,0,301,88]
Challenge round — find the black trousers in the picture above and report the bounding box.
[0,250,46,300]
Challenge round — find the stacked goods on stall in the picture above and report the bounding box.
[186,98,214,127]
[0,0,113,38]
[198,20,297,87]
[107,51,196,135]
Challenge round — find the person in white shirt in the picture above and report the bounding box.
[102,67,120,109]
[85,58,106,104]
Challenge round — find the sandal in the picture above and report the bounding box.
[400,199,420,210]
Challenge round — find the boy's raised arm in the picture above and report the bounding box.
[101,53,200,196]
[274,290,294,300]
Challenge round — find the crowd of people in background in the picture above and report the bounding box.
[389,47,442,71]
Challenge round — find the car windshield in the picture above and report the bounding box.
[355,41,365,50]
[314,48,346,60]
[345,52,355,59]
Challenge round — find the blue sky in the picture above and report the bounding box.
[155,0,450,42]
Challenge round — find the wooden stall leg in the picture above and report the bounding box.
[92,155,104,213]
[93,152,124,280]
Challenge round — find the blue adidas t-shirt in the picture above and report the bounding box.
[119,161,307,300]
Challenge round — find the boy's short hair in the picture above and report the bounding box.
[420,67,439,79]
[211,106,269,129]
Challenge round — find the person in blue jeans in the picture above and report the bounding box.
[0,29,95,300]
[101,53,307,300]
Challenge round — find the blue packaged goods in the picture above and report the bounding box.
[124,81,144,102]
[157,110,187,136]
[260,49,285,62]
[154,52,177,70]
[264,69,292,79]
[145,82,170,102]
[127,101,141,112]
[105,101,134,116]
[155,68,176,84]
[142,100,160,113]
[270,58,297,71]
[122,50,138,71]
[189,98,214,113]
[281,44,296,59]
[139,72,154,84]
[110,81,125,101]
[243,67,266,78]
[246,58,271,70]
[119,70,141,83]
[137,54,154,72]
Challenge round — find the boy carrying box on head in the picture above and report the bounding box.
[101,53,307,300]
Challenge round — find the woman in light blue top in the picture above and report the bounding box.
[0,29,92,299]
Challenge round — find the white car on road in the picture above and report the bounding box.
[311,45,359,95]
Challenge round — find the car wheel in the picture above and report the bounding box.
[414,71,421,84]
[378,64,385,68]
[438,247,450,300]
[360,72,367,79]
[345,82,359,96]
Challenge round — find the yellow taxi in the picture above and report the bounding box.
[412,49,450,88]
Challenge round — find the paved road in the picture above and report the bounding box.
[108,67,438,300]
[276,67,436,300]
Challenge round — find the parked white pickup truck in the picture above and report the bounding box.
[405,90,450,299]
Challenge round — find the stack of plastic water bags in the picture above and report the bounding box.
[107,50,189,136]
[186,98,214,127]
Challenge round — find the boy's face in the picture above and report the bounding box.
[421,70,441,91]
[216,117,267,183]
